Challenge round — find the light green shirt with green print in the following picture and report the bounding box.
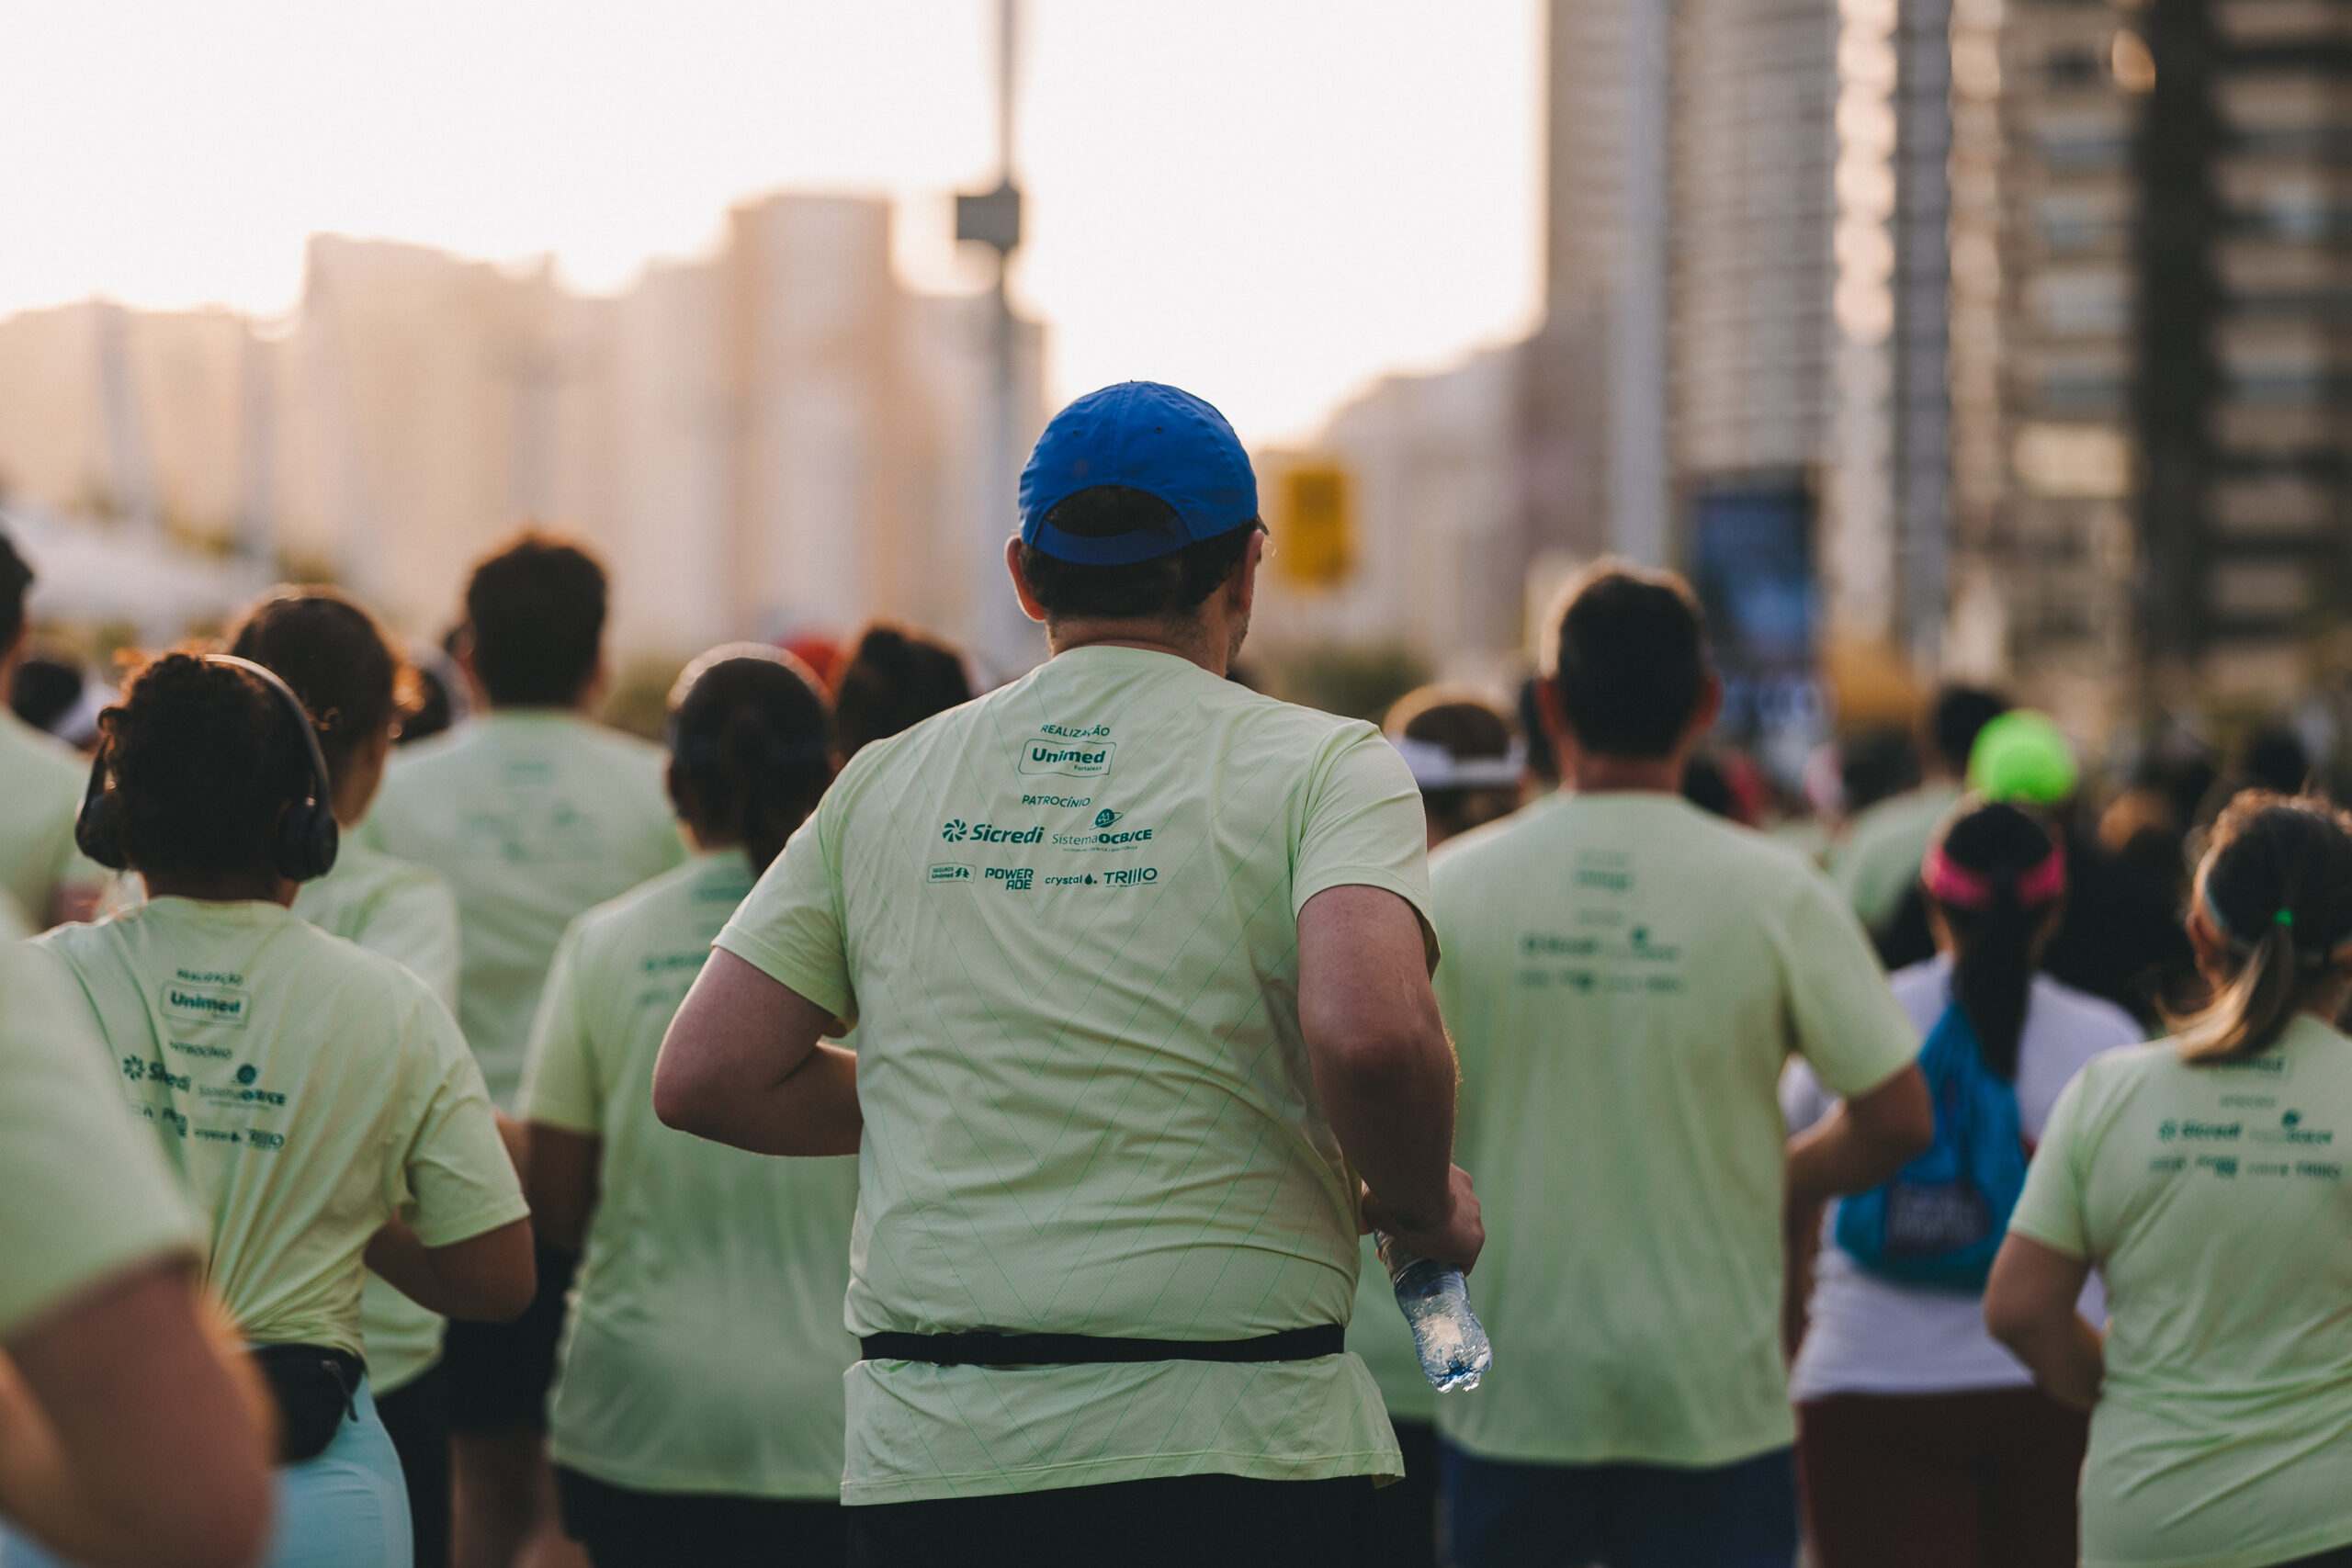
[365,711,685,1109]
[2009,1017,2352,1568]
[523,849,859,1500]
[1431,792,1918,1469]
[715,644,1433,1506]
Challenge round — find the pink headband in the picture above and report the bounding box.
[1922,840,2066,912]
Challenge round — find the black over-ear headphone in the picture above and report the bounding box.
[74,653,342,884]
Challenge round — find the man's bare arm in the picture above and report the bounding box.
[652,949,861,1156]
[1296,885,1482,1271]
[364,1217,536,1322]
[1785,1063,1933,1209]
[2,1258,273,1568]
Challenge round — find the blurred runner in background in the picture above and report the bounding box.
[232,586,469,1568]
[1785,801,2140,1568]
[522,646,854,1568]
[829,622,973,766]
[0,534,107,927]
[1432,562,1931,1568]
[1831,686,2008,940]
[366,532,684,1568]
[1990,793,2352,1568]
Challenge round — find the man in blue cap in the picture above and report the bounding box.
[654,381,1482,1566]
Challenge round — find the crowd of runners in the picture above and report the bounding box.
[1,380,2349,1568]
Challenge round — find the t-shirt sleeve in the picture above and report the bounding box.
[397,993,531,1248]
[1783,872,1921,1098]
[365,873,463,1014]
[0,945,204,1339]
[2007,1067,2096,1259]
[714,800,856,1024]
[520,920,601,1135]
[1291,726,1436,957]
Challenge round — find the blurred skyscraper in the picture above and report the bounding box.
[0,193,1044,668]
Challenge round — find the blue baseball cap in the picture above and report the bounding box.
[1018,381,1260,565]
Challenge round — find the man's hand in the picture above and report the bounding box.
[1363,1163,1484,1274]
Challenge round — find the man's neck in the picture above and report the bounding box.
[1566,753,1686,794]
[1045,619,1227,678]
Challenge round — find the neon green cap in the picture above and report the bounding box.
[1968,710,2079,805]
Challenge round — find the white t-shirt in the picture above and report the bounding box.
[1781,956,2141,1400]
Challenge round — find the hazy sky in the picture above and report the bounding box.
[0,1,1544,445]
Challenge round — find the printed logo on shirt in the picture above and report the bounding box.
[1040,724,1113,739]
[168,1040,233,1060]
[1101,866,1158,887]
[1016,736,1118,778]
[930,863,974,883]
[984,866,1035,891]
[122,1057,191,1091]
[164,981,251,1030]
[1052,820,1156,850]
[1023,794,1092,808]
[941,819,1044,845]
[1094,808,1121,829]
[2251,1110,2335,1146]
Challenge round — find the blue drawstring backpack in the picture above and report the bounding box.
[1834,1000,2029,1292]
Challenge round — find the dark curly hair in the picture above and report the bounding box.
[101,652,313,886]
[227,587,416,794]
[831,623,972,763]
[666,647,833,875]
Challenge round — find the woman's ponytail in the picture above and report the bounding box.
[2172,792,2352,1065]
[1923,801,2066,1080]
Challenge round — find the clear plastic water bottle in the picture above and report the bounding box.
[1375,1231,1492,1392]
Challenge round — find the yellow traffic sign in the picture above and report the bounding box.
[1279,462,1353,587]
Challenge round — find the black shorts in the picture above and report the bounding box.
[373,1360,451,1568]
[845,1472,1375,1568]
[444,1242,576,1433]
[555,1465,844,1568]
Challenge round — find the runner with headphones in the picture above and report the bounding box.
[20,651,534,1568]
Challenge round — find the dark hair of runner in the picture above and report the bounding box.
[1387,686,1520,843]
[1926,802,2064,1080]
[1544,560,1709,760]
[227,587,416,793]
[1013,486,1260,623]
[100,652,313,885]
[0,533,29,653]
[1929,685,2009,773]
[2170,792,2352,1065]
[666,649,833,875]
[832,622,973,763]
[463,529,607,707]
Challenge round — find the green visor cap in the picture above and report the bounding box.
[1968,710,2079,805]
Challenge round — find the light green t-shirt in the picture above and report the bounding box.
[716,644,1431,1506]
[2008,1017,2352,1568]
[0,942,204,1339]
[33,898,528,1359]
[1431,792,1919,1468]
[522,849,859,1499]
[1827,782,1961,932]
[365,712,685,1108]
[294,839,466,1395]
[0,710,107,927]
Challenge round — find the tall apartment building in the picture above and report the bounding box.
[1952,0,2346,726]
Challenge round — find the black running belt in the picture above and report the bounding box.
[860,1325,1345,1367]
